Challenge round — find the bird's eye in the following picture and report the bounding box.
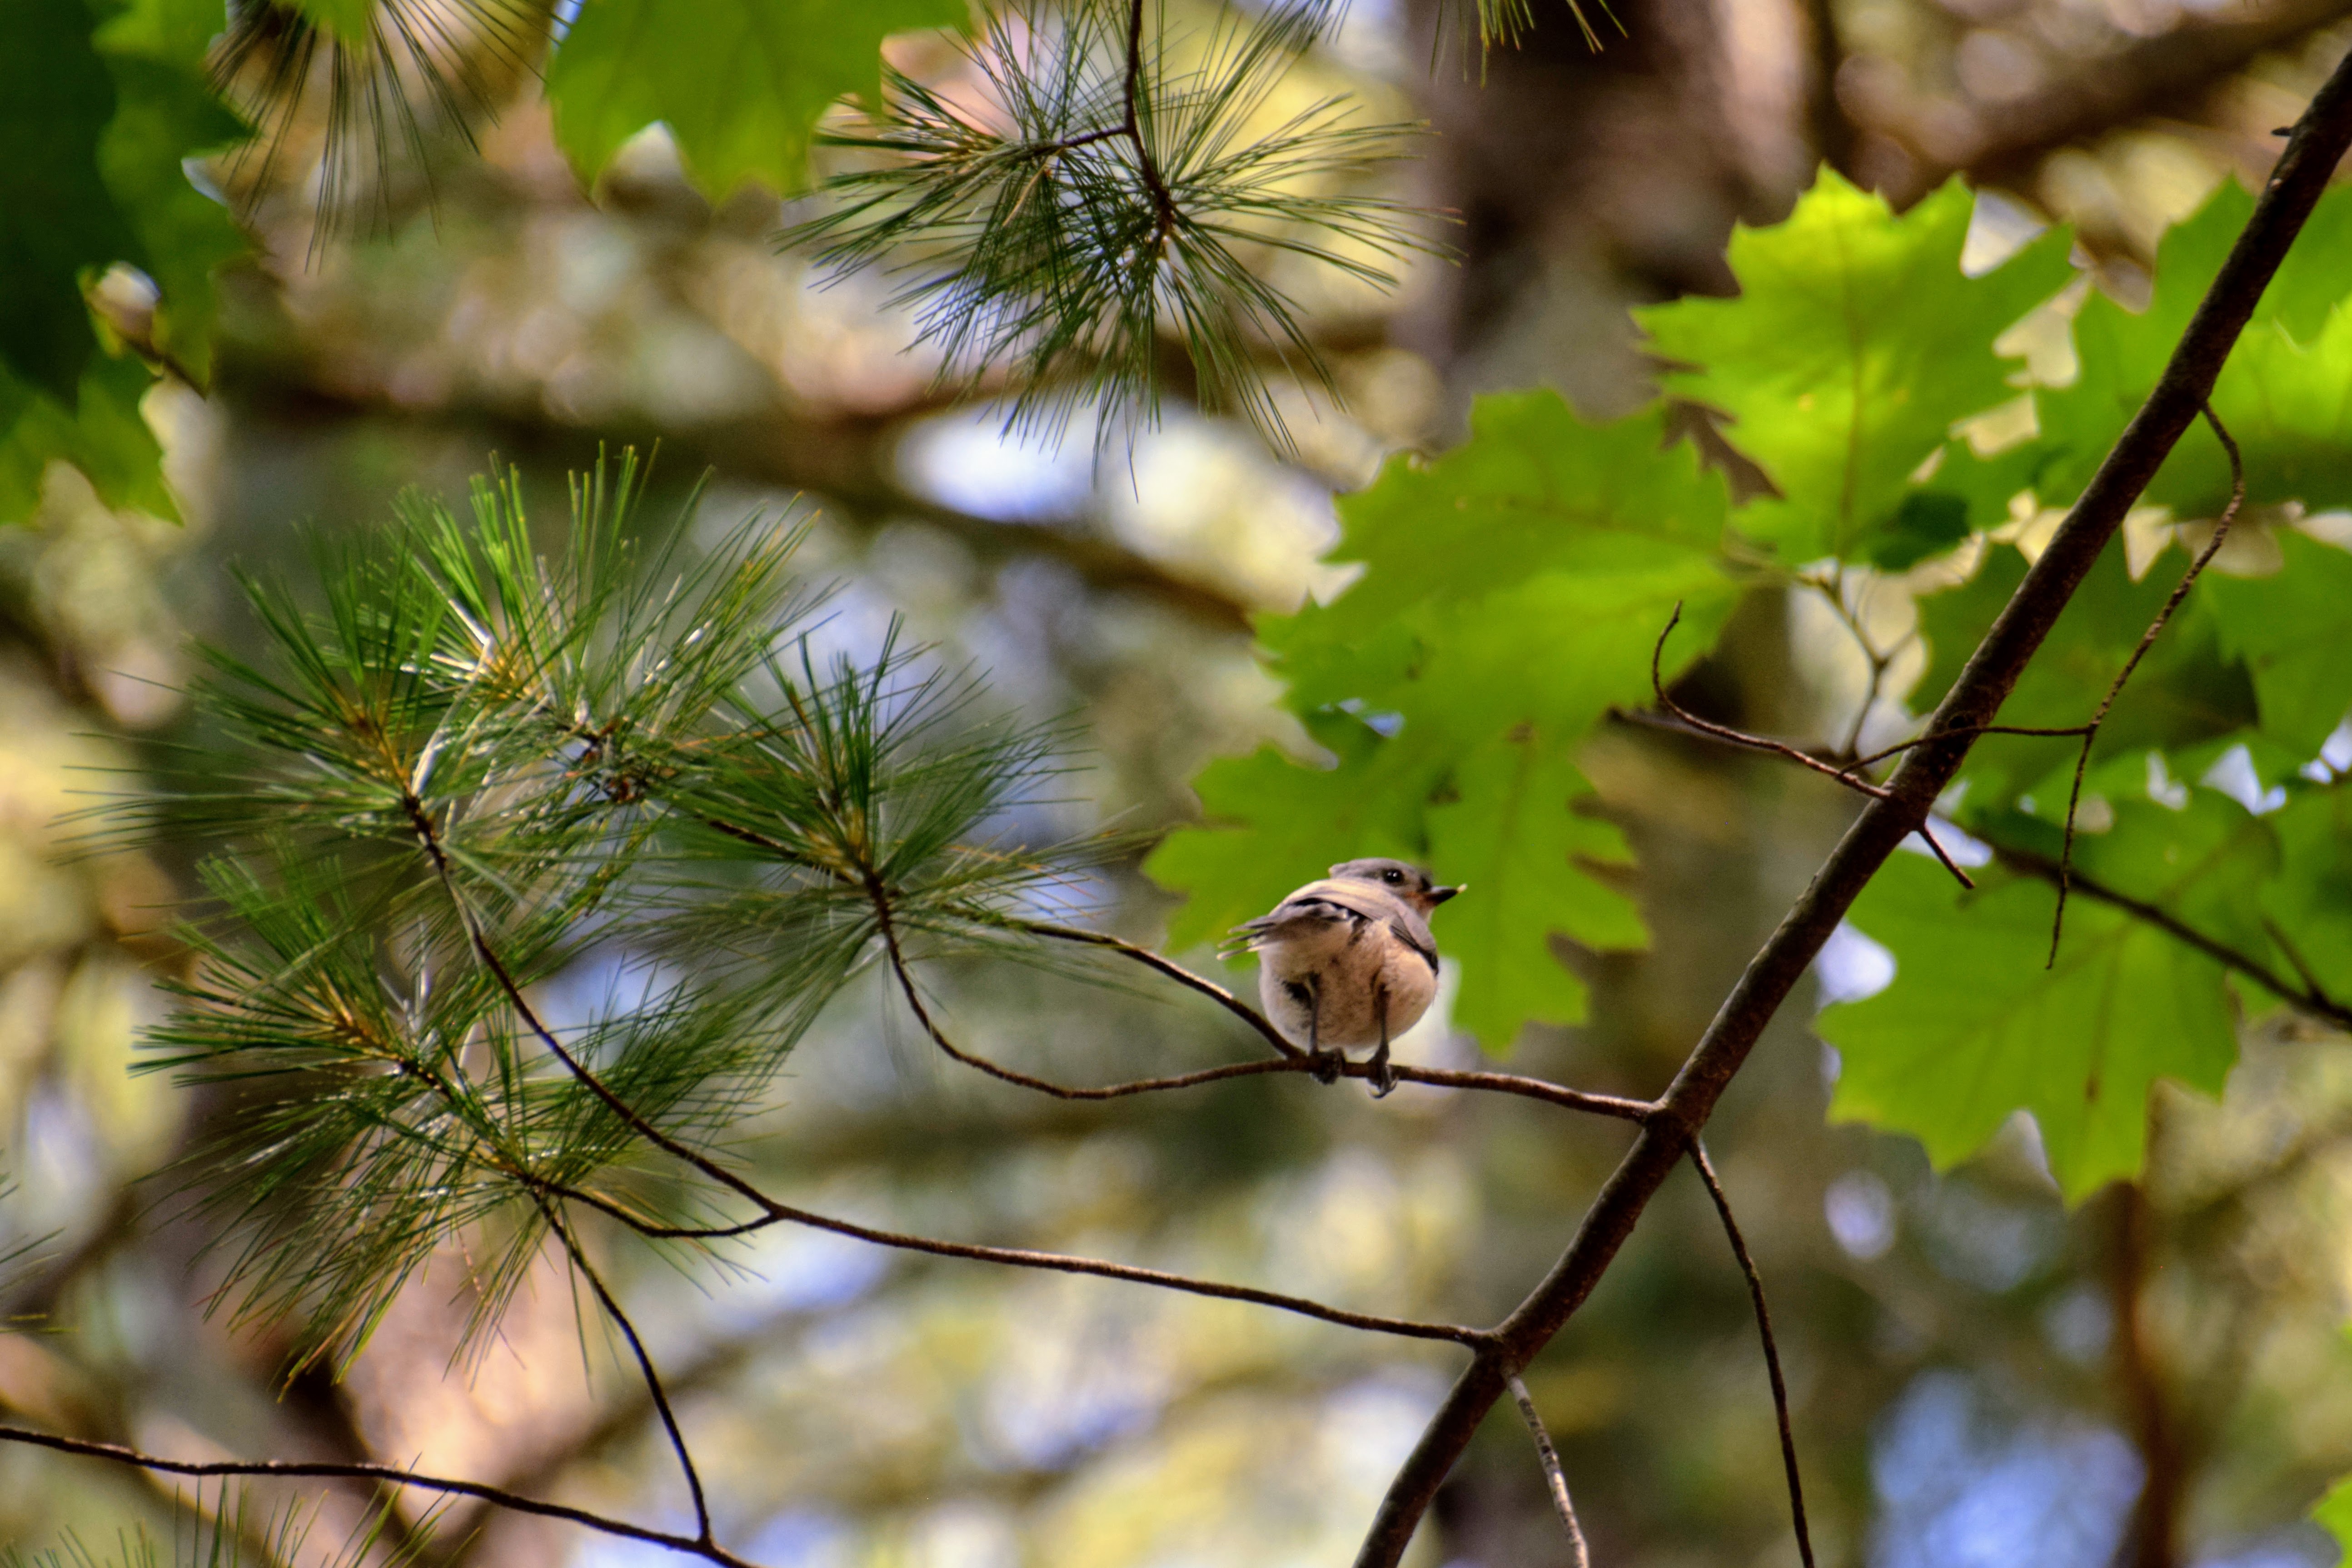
[1383,869,1402,883]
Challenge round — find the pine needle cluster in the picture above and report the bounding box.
[786,0,1427,446]
[120,457,1091,1369]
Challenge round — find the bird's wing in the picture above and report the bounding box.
[1217,881,1370,953]
[1295,881,1440,972]
[1221,880,1438,972]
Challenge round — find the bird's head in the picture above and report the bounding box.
[1329,857,1463,916]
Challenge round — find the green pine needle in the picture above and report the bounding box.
[786,0,1430,450]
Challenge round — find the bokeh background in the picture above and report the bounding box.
[6,0,2352,1564]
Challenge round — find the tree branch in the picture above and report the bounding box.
[1988,841,2352,1030]
[1351,45,2352,1566]
[546,1175,1492,1347]
[1948,0,2352,197]
[886,930,1651,1119]
[0,1425,759,1568]
[538,1199,714,1544]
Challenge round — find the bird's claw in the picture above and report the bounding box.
[1366,1042,1396,1099]
[1309,1049,1343,1085]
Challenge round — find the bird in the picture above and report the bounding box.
[1220,858,1461,1098]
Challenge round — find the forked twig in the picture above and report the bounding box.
[1644,606,1974,888]
[1507,1370,1593,1568]
[1689,1142,1814,1568]
[1646,604,1891,799]
[538,1199,713,1544]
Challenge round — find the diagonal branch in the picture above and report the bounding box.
[537,1198,714,1545]
[1351,45,2352,1567]
[1690,1142,1814,1568]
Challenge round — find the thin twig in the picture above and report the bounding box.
[1645,605,1892,800]
[1646,607,1971,888]
[0,1425,758,1567]
[537,1199,713,1544]
[1991,843,2352,1029]
[1115,0,1181,234]
[884,930,1649,1117]
[1016,917,1304,1058]
[1506,1371,1591,1568]
[550,1177,1492,1346]
[2047,399,2246,964]
[1689,1142,1814,1568]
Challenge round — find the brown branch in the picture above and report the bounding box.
[0,1425,758,1567]
[548,1177,1490,1346]
[885,927,1649,1118]
[1690,1142,1815,1568]
[1351,48,2352,1566]
[1988,843,2352,1030]
[2111,1180,2187,1568]
[1642,607,1973,888]
[1115,0,1181,236]
[1505,1371,1591,1568]
[1951,0,2352,195]
[405,800,1494,1349]
[1016,918,1304,1059]
[538,1199,713,1545]
[1645,603,1892,800]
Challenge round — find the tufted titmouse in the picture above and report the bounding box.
[1221,858,1461,1098]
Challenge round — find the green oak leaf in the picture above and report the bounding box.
[1152,393,1737,1047]
[96,53,249,384]
[1639,171,2073,564]
[1426,732,1640,1049]
[0,353,174,522]
[2203,531,2352,757]
[2027,182,2352,523]
[545,0,965,200]
[0,0,247,523]
[1824,793,2265,1200]
[1146,711,1439,957]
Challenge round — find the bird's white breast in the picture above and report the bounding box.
[1255,918,1439,1053]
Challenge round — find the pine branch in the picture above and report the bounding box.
[786,0,1427,448]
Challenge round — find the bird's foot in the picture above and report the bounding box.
[1308,1049,1343,1085]
[1366,1041,1397,1100]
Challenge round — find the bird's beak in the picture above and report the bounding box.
[1428,884,1462,905]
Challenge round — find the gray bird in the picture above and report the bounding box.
[1221,857,1461,1097]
